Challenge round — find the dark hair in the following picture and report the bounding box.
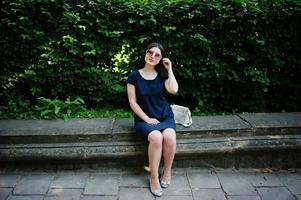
[139,42,168,80]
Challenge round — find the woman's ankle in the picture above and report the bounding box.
[149,175,161,189]
[162,169,171,181]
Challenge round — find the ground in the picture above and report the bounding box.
[1,168,300,200]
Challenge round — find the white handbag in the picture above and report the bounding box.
[170,104,192,127]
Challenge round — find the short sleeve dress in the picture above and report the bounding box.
[127,70,176,140]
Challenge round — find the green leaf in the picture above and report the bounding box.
[54,105,60,115]
[40,110,52,117]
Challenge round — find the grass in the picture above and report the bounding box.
[0,107,230,120]
[74,108,133,119]
[0,97,229,120]
[0,107,133,120]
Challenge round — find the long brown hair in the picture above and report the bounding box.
[139,42,168,80]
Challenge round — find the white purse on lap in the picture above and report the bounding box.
[170,104,192,127]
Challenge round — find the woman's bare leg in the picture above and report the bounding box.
[148,130,163,190]
[161,128,176,182]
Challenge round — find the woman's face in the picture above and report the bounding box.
[145,47,162,66]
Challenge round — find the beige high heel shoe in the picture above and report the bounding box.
[149,177,163,197]
[150,186,163,197]
[160,178,171,188]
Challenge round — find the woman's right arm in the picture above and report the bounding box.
[127,83,160,125]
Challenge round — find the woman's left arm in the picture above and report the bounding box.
[163,58,179,94]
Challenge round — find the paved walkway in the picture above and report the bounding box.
[0,168,300,200]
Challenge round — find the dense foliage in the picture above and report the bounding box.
[1,0,300,119]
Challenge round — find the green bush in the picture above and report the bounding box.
[35,97,87,120]
[1,0,300,119]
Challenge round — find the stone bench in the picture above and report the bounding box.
[0,112,301,169]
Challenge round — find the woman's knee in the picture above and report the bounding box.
[148,130,163,146]
[163,128,176,145]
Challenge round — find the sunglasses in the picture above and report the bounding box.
[146,49,162,59]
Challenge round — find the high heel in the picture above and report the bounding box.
[150,177,163,197]
[160,178,171,188]
[150,187,163,197]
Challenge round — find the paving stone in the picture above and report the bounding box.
[187,171,220,189]
[277,172,301,183]
[192,188,226,200]
[217,171,257,195]
[6,196,44,200]
[228,195,261,200]
[257,187,296,200]
[1,168,300,200]
[119,188,154,200]
[185,168,212,174]
[0,188,12,200]
[163,173,191,196]
[81,196,118,200]
[285,179,301,195]
[85,168,121,174]
[120,173,148,187]
[277,172,301,195]
[160,195,193,200]
[84,174,119,195]
[236,171,283,187]
[50,172,88,188]
[13,173,53,195]
[170,168,192,173]
[0,173,20,188]
[44,188,83,200]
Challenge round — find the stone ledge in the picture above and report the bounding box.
[1,113,300,143]
[0,112,301,168]
[0,135,300,160]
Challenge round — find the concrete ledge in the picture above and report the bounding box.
[0,112,301,168]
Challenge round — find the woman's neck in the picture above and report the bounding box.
[142,64,156,73]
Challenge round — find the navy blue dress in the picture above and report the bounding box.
[127,70,176,140]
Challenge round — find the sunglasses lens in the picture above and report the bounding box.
[147,50,161,59]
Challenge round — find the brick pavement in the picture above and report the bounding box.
[0,168,300,200]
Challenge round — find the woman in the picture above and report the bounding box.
[126,42,178,197]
